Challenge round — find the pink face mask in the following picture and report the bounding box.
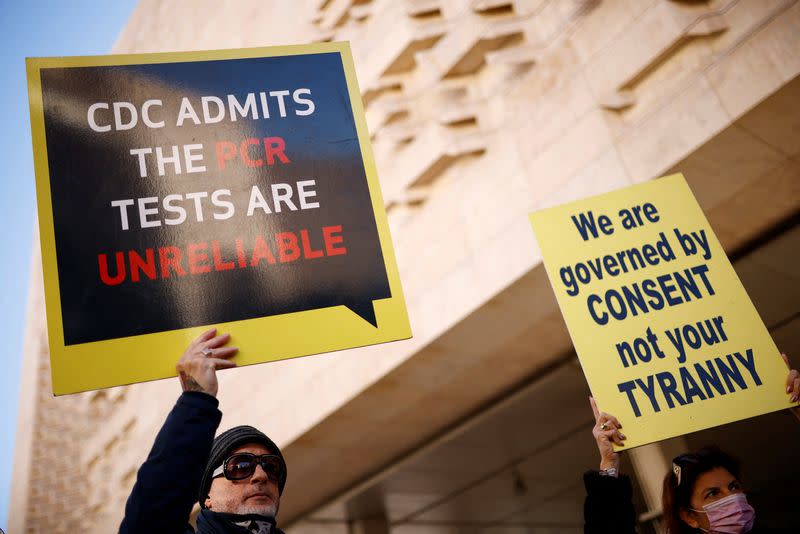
[691,493,756,534]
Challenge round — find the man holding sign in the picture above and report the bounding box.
[120,329,287,534]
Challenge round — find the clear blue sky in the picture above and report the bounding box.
[0,1,137,527]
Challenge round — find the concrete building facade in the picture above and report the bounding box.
[11,1,800,532]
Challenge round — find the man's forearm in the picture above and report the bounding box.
[119,392,222,533]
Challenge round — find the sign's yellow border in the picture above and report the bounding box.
[27,42,411,395]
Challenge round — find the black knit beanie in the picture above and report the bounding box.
[199,425,286,507]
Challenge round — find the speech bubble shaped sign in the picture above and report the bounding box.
[28,43,411,394]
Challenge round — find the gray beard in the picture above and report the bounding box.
[234,501,278,517]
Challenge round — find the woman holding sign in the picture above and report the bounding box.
[584,354,800,534]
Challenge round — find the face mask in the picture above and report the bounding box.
[691,493,756,534]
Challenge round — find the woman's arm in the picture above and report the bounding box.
[584,397,637,534]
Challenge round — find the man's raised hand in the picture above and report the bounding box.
[176,328,238,397]
[590,396,626,472]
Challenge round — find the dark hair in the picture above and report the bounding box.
[661,446,742,534]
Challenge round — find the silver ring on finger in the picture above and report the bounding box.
[201,347,213,357]
[600,423,609,431]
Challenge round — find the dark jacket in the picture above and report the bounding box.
[583,470,792,534]
[119,392,285,534]
[583,470,637,534]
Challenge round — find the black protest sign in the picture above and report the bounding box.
[28,44,411,394]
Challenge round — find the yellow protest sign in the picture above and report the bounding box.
[27,42,411,395]
[529,174,792,449]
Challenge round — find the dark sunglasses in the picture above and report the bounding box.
[212,453,286,483]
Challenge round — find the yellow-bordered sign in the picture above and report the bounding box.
[28,42,411,395]
[529,174,793,448]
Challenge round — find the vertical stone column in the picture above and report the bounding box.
[629,437,689,534]
[347,487,391,534]
[349,515,391,534]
